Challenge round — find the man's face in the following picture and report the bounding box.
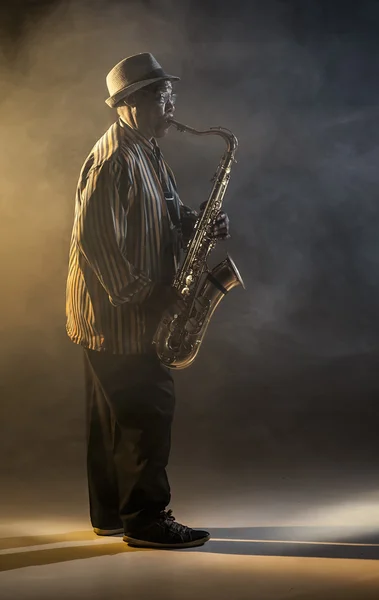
[132,80,176,139]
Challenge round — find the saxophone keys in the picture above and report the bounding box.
[184,317,201,334]
[194,297,210,313]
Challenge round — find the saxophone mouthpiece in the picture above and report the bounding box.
[165,117,176,129]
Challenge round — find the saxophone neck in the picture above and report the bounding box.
[167,118,238,154]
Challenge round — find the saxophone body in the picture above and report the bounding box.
[153,118,245,369]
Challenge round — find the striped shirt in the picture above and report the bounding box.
[66,118,196,354]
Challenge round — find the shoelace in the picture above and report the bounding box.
[159,510,192,537]
[159,509,174,521]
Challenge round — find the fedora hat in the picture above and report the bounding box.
[105,52,180,108]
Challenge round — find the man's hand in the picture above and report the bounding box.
[199,201,230,240]
[209,210,230,240]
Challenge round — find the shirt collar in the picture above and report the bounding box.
[118,117,157,153]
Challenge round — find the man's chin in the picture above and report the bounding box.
[155,124,170,138]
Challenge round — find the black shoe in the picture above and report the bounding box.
[123,510,210,549]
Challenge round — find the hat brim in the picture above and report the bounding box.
[105,74,180,108]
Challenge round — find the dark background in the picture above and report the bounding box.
[0,0,378,529]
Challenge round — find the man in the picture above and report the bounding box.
[66,53,230,549]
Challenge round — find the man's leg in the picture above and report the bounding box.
[84,349,175,533]
[84,351,122,532]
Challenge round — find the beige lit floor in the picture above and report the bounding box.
[2,431,379,600]
[1,516,379,600]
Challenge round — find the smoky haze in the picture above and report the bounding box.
[1,0,379,518]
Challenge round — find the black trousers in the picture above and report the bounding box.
[84,348,175,533]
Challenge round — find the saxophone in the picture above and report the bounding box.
[153,118,245,369]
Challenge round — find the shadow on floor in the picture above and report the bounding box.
[197,540,379,560]
[1,526,378,571]
[208,526,379,544]
[0,539,146,572]
[0,530,106,551]
[192,526,379,560]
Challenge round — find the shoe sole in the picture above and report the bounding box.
[123,534,210,549]
[94,527,124,536]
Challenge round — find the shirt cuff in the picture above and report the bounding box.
[109,271,154,306]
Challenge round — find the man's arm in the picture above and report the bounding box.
[75,159,154,306]
[164,162,198,246]
[180,204,198,246]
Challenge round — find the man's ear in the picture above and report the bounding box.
[115,97,134,109]
[125,93,138,107]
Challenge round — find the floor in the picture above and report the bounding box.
[1,351,379,599]
[1,490,379,600]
